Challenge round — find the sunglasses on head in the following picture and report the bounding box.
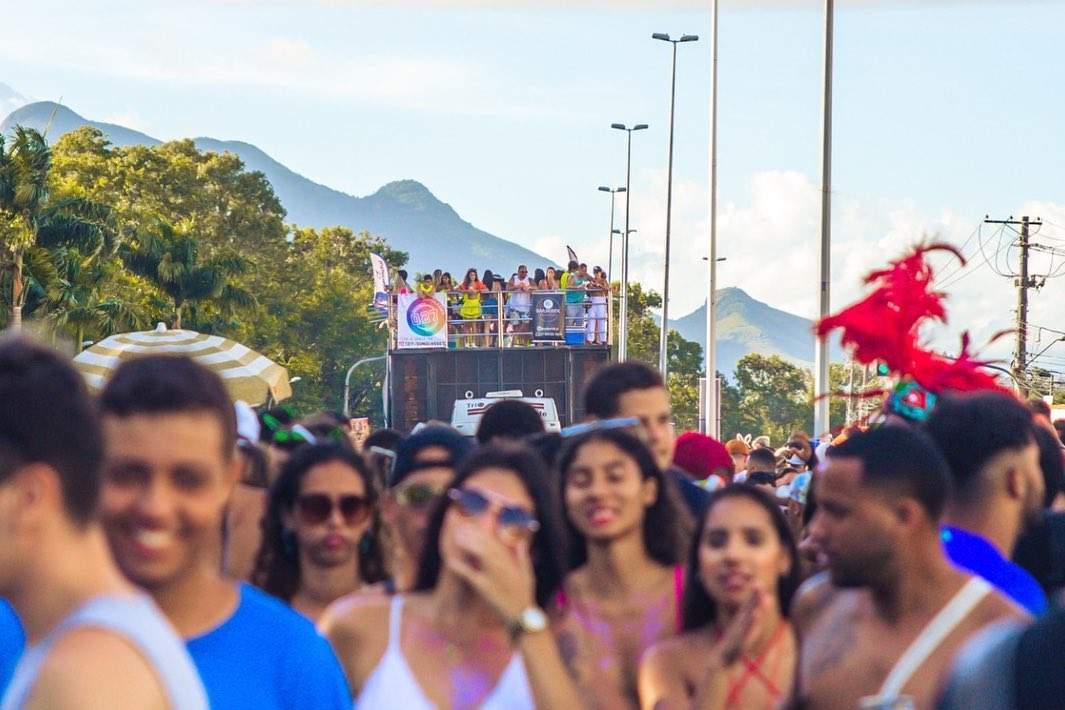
[447,487,540,541]
[393,482,447,509]
[295,493,370,525]
[561,416,641,438]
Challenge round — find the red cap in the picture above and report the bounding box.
[673,432,734,481]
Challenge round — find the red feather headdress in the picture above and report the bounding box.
[816,243,1011,397]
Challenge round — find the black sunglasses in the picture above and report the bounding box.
[296,493,370,525]
[447,487,540,541]
[393,482,447,509]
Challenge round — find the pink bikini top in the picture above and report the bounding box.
[555,564,685,633]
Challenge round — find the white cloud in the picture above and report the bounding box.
[559,167,1064,367]
[0,32,579,120]
[0,83,31,120]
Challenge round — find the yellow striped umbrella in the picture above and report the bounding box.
[74,323,292,405]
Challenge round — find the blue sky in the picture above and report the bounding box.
[3,0,1064,366]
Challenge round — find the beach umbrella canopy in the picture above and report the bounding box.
[74,323,292,405]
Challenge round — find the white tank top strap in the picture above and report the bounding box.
[386,595,404,651]
[484,652,535,710]
[1,594,208,710]
[877,576,993,699]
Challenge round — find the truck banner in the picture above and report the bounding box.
[532,293,563,342]
[397,292,448,349]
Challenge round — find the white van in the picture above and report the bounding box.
[450,390,561,437]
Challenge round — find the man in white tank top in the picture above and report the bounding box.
[507,265,533,346]
[793,427,1028,710]
[0,337,207,710]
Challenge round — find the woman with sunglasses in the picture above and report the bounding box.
[553,427,693,709]
[638,485,801,710]
[252,443,381,622]
[322,443,580,709]
[378,425,473,594]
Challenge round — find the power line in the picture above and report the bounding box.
[932,222,982,287]
[984,215,1042,398]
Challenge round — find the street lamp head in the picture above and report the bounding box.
[652,32,671,41]
[611,123,626,130]
[633,124,649,131]
[598,186,611,192]
[617,187,627,193]
[612,229,622,234]
[680,34,699,42]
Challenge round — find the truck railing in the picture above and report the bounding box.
[387,288,614,350]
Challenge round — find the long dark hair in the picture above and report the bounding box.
[413,443,568,608]
[557,427,692,572]
[462,268,479,288]
[252,443,383,601]
[681,485,800,632]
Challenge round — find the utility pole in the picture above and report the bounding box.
[985,215,1042,398]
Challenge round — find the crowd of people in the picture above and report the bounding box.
[2,336,1065,709]
[390,261,611,347]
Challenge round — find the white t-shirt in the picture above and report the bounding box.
[510,276,532,309]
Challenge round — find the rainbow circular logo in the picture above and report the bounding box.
[407,297,447,336]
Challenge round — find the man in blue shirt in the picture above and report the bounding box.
[925,391,1048,615]
[98,356,352,708]
[0,599,23,696]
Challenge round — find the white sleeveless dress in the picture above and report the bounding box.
[356,595,534,709]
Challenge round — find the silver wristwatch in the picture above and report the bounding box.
[508,607,548,641]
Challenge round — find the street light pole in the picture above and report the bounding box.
[612,123,648,363]
[343,355,386,418]
[653,32,698,382]
[598,186,626,283]
[704,0,720,438]
[813,0,834,437]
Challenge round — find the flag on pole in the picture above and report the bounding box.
[370,253,389,315]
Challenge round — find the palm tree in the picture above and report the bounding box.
[46,248,146,348]
[0,126,110,328]
[120,219,253,329]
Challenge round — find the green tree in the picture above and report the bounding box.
[718,373,749,440]
[0,127,111,328]
[733,353,812,444]
[50,128,288,327]
[236,225,406,420]
[120,219,252,329]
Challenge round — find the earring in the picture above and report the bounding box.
[359,530,375,555]
[281,528,297,558]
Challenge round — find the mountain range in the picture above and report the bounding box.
[1,101,551,275]
[666,289,842,375]
[2,94,831,374]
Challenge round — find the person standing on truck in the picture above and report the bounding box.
[458,268,484,348]
[585,266,608,345]
[560,261,587,331]
[508,265,534,346]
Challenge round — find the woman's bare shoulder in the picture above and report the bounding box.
[318,589,392,642]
